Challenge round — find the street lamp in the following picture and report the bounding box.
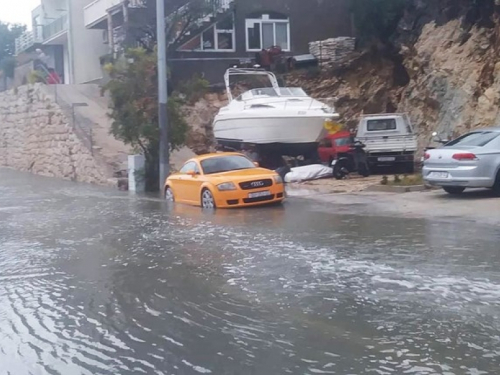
[157,0,169,191]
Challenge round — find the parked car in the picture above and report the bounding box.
[164,153,285,209]
[318,130,352,164]
[356,113,417,173]
[422,128,500,195]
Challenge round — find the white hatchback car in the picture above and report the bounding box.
[423,128,500,195]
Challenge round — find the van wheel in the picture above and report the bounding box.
[405,162,415,174]
[443,186,465,195]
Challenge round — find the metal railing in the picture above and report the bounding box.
[42,85,94,155]
[15,30,44,55]
[84,0,146,27]
[43,14,68,41]
[168,0,234,24]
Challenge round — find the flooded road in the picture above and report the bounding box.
[1,169,500,375]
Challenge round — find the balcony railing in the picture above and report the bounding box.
[43,15,68,41]
[15,30,44,55]
[84,0,146,28]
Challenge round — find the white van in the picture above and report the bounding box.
[356,113,418,173]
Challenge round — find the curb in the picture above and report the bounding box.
[365,184,429,193]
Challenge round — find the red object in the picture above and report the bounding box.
[424,152,430,160]
[452,152,477,161]
[318,130,352,163]
[47,71,61,84]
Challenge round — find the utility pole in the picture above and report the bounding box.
[157,0,169,191]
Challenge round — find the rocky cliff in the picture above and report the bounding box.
[286,0,500,155]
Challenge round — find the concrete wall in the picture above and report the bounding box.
[70,0,109,84]
[0,84,110,184]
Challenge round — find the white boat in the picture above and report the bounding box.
[213,68,340,157]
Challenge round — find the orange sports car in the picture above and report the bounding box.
[164,153,285,209]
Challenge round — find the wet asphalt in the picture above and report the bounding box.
[1,168,499,375]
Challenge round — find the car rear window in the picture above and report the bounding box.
[445,131,500,147]
[367,119,397,131]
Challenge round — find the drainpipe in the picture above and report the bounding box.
[67,0,75,83]
[107,11,115,57]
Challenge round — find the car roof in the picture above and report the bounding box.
[468,127,500,132]
[189,152,245,162]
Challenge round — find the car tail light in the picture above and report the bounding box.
[452,153,477,161]
[424,153,430,160]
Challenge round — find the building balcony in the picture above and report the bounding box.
[15,30,44,55]
[43,15,69,44]
[84,0,146,29]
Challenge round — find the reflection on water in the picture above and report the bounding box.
[0,168,500,374]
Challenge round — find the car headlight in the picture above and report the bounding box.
[217,182,237,191]
[274,175,283,184]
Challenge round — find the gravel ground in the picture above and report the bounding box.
[287,177,500,226]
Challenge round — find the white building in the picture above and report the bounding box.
[15,0,109,84]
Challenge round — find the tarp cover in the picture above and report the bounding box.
[284,164,333,183]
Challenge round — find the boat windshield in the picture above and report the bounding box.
[201,155,256,175]
[278,88,308,97]
[238,87,309,100]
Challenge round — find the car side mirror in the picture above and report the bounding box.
[186,170,197,176]
[254,162,259,167]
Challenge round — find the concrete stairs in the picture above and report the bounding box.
[41,84,131,183]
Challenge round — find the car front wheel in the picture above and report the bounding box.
[443,186,465,195]
[165,187,174,202]
[201,189,216,209]
[492,171,500,197]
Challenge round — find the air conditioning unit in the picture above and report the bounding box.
[102,30,109,44]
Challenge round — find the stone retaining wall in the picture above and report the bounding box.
[0,84,109,184]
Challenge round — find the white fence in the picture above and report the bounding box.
[15,31,43,56]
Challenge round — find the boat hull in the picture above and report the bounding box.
[213,115,328,145]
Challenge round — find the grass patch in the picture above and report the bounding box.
[381,174,424,186]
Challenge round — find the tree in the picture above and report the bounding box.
[103,47,190,190]
[351,0,407,45]
[126,0,219,52]
[0,21,26,78]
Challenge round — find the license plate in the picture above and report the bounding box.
[378,157,396,162]
[429,171,449,179]
[248,191,271,198]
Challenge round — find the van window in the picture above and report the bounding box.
[367,119,397,131]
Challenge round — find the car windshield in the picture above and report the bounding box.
[201,155,256,174]
[445,131,500,147]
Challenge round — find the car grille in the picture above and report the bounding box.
[239,179,273,190]
[243,195,275,204]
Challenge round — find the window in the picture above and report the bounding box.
[178,16,235,52]
[367,119,397,131]
[335,137,351,146]
[319,138,333,148]
[245,14,290,51]
[201,155,255,175]
[180,161,199,174]
[445,131,500,147]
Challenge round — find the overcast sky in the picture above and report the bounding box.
[1,0,40,28]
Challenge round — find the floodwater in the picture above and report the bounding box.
[1,169,500,375]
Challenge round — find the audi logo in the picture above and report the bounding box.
[251,181,265,187]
